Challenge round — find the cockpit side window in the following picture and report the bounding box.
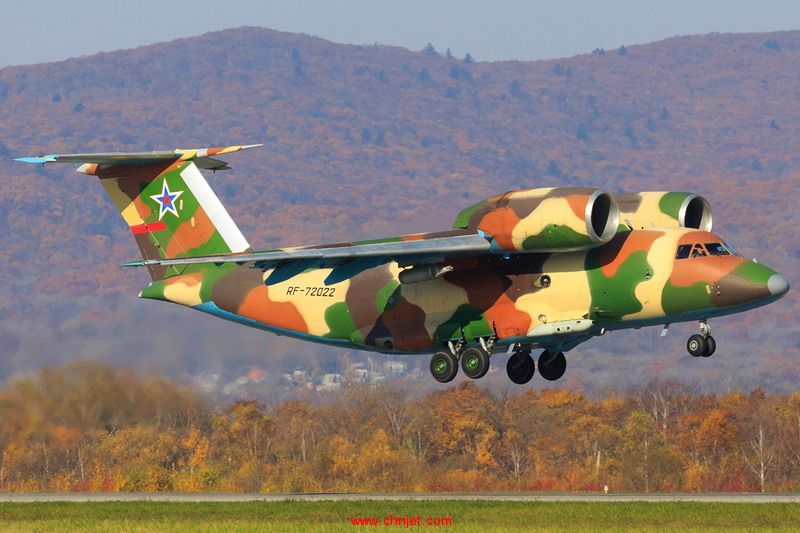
[677,242,732,260]
[705,242,731,256]
[676,244,691,259]
[690,244,707,258]
[723,241,741,256]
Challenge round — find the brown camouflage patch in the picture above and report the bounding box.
[711,271,771,307]
[502,272,544,302]
[381,298,431,350]
[346,264,395,331]
[212,266,265,311]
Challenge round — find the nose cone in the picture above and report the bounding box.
[768,274,789,297]
[711,261,787,308]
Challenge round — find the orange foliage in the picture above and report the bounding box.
[1,364,800,493]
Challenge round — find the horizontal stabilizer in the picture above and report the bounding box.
[15,144,263,171]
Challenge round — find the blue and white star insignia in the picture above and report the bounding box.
[150,179,184,220]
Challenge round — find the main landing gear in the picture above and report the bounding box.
[429,341,569,384]
[687,320,716,358]
[506,350,535,384]
[430,339,493,384]
[505,349,567,384]
[537,350,567,381]
[460,347,491,379]
[430,351,459,383]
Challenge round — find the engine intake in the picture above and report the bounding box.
[453,187,620,252]
[614,191,712,231]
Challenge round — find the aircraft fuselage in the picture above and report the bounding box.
[140,227,786,355]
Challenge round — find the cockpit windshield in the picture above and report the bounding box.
[723,241,741,256]
[675,241,737,259]
[704,242,731,256]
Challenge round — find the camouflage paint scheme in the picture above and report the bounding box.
[19,146,788,358]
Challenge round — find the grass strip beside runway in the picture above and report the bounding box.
[0,500,799,531]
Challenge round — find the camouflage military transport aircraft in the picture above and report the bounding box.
[19,146,789,384]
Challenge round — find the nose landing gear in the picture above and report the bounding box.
[687,320,716,358]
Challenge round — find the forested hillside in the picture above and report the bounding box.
[0,27,797,393]
[1,363,799,493]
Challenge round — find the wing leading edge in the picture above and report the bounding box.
[123,231,492,286]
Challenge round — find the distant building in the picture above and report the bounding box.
[317,373,344,392]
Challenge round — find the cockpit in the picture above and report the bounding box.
[675,241,740,260]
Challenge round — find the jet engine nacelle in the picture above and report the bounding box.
[453,187,620,252]
[614,191,712,231]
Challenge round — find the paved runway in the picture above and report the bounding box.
[0,492,798,503]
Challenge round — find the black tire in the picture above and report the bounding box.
[687,334,708,357]
[507,350,535,384]
[461,347,490,379]
[702,335,716,357]
[430,351,458,383]
[538,350,567,381]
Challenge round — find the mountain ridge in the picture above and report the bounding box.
[0,26,797,394]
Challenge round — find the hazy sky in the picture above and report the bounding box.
[2,0,799,68]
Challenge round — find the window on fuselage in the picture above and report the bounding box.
[705,242,731,256]
[675,244,692,259]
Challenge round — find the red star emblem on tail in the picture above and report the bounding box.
[150,179,184,220]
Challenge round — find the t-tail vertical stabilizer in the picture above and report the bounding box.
[16,145,259,280]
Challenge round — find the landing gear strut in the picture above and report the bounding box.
[687,320,716,358]
[506,349,535,384]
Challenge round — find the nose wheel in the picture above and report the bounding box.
[687,321,716,358]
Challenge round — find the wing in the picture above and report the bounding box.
[122,230,491,286]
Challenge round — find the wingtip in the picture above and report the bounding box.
[15,155,57,164]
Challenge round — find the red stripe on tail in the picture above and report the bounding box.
[130,221,168,235]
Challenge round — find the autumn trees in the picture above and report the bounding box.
[1,363,800,493]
